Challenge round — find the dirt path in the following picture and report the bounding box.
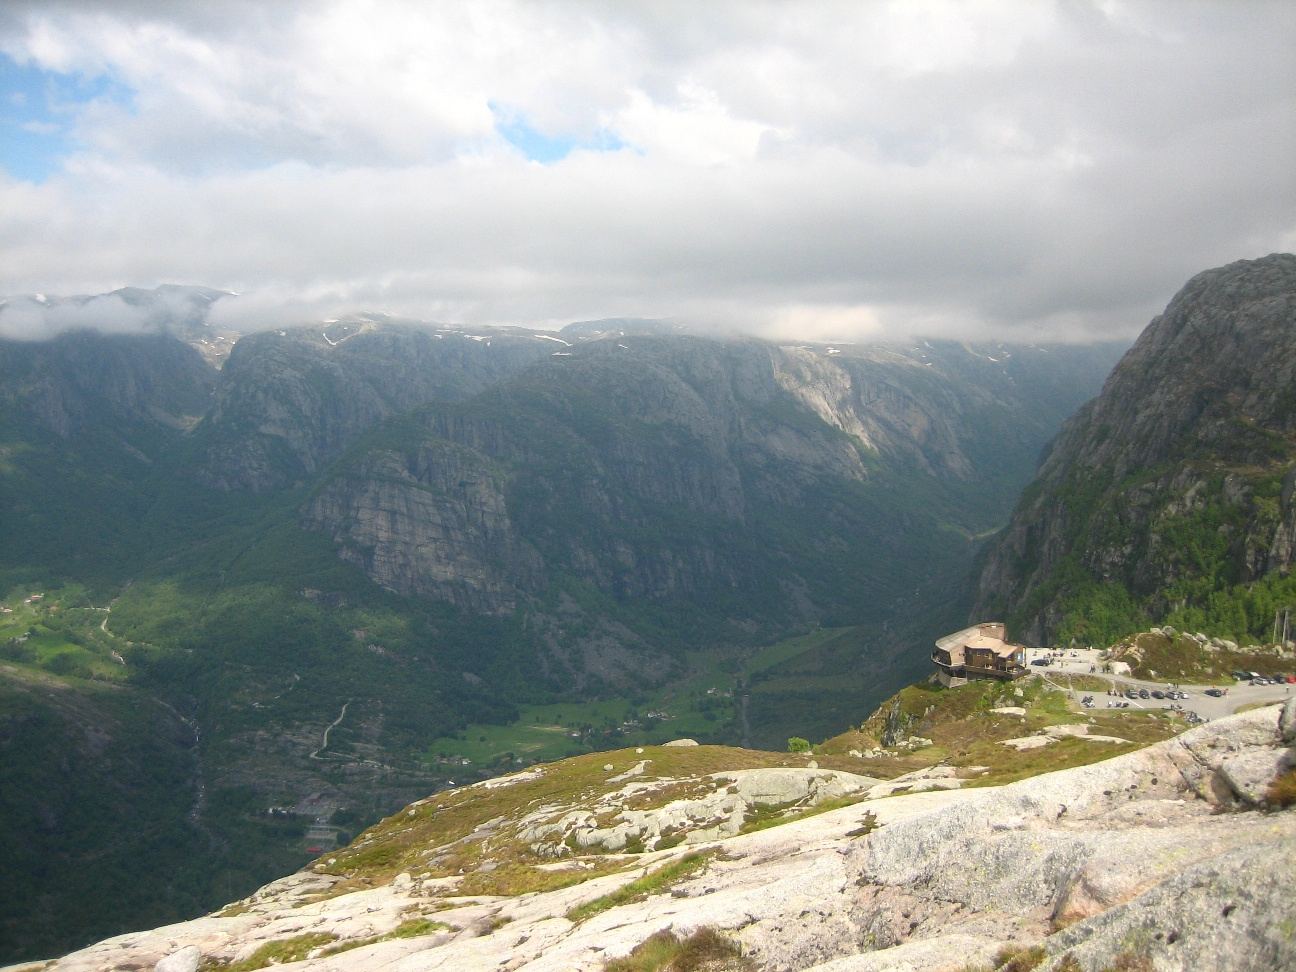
[311,701,350,759]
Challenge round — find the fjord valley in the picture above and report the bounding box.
[1,290,1125,961]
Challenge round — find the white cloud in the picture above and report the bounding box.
[0,0,1292,342]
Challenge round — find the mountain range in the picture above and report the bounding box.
[17,259,1289,962]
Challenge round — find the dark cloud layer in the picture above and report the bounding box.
[1,1,1292,342]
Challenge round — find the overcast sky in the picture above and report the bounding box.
[1,1,1293,342]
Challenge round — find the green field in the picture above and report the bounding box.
[426,656,745,769]
[0,586,131,682]
[743,626,840,676]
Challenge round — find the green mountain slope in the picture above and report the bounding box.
[974,253,1296,647]
[0,662,314,964]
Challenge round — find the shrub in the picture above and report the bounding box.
[787,737,811,753]
[1266,768,1296,808]
[605,927,751,972]
[995,944,1046,971]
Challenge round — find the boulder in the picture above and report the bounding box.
[1041,839,1296,971]
[1218,749,1290,805]
[1281,697,1296,744]
[663,738,699,747]
[714,768,877,807]
[1001,735,1055,751]
[155,946,201,972]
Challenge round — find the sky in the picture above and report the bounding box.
[0,0,1293,343]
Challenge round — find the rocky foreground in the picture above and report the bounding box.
[17,703,1296,972]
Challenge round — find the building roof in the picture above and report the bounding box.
[935,622,1020,662]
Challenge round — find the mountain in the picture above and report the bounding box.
[0,329,218,583]
[974,253,1296,647]
[27,692,1296,972]
[296,336,1121,659]
[190,319,560,492]
[0,300,1126,962]
[0,285,239,366]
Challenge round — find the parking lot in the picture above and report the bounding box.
[1022,646,1293,721]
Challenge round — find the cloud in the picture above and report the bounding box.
[0,293,151,339]
[0,284,226,340]
[0,0,1292,343]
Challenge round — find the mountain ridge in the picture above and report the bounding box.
[974,252,1296,646]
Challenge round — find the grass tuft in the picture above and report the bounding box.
[567,851,714,924]
[220,933,339,971]
[604,926,751,972]
[1266,768,1296,808]
[317,918,451,957]
[994,944,1046,971]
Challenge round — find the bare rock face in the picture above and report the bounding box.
[1282,696,1296,742]
[302,438,543,613]
[193,322,553,493]
[38,704,1295,972]
[0,330,216,442]
[299,336,1116,620]
[974,253,1296,643]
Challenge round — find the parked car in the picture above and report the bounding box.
[1151,690,1164,699]
[1285,675,1295,684]
[1139,689,1150,699]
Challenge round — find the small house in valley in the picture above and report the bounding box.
[932,622,1026,686]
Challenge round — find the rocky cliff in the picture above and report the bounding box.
[0,329,216,443]
[31,700,1296,972]
[193,320,556,492]
[302,336,1122,627]
[974,253,1296,646]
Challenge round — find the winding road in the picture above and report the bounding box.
[311,701,350,759]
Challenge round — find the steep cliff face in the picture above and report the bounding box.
[302,337,859,618]
[302,336,1122,630]
[975,253,1296,645]
[0,329,216,442]
[194,321,555,492]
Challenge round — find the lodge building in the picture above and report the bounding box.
[932,622,1026,686]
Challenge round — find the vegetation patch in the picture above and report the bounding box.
[1267,768,1296,808]
[1106,630,1291,683]
[604,927,752,972]
[318,918,451,957]
[318,745,831,893]
[566,851,715,924]
[821,677,1186,787]
[994,944,1047,971]
[739,794,867,835]
[220,933,339,972]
